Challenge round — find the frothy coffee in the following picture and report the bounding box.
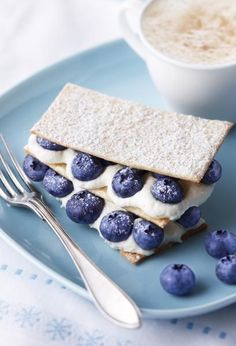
[142,0,236,65]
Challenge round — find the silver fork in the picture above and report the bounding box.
[0,134,141,329]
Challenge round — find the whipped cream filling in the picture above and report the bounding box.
[59,186,205,256]
[27,134,214,220]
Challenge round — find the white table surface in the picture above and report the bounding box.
[1,1,236,345]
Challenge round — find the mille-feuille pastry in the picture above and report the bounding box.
[23,83,233,264]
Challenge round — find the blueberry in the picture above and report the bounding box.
[202,160,222,184]
[43,169,73,197]
[66,191,104,224]
[205,229,236,259]
[216,255,236,284]
[151,176,184,204]
[23,155,48,182]
[160,264,196,296]
[152,173,170,179]
[112,167,144,198]
[136,170,147,176]
[99,210,135,242]
[177,206,201,228]
[101,159,116,166]
[133,219,164,250]
[71,152,105,181]
[36,136,66,151]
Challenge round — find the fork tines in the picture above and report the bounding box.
[0,134,33,199]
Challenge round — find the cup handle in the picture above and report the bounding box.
[118,0,148,60]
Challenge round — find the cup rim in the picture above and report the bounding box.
[139,0,236,71]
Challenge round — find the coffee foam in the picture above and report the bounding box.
[142,0,236,65]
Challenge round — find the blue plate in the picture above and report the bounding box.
[0,40,235,319]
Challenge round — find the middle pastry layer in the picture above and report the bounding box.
[26,134,214,221]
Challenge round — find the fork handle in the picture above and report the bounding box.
[30,199,141,328]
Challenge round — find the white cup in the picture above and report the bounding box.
[119,0,236,122]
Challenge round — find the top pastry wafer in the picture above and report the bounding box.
[32,83,233,182]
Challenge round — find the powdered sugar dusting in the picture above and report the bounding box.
[44,169,73,196]
[32,83,233,182]
[69,191,102,208]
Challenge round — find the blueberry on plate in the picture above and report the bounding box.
[216,255,236,284]
[66,191,104,224]
[151,176,184,204]
[160,264,196,296]
[201,160,222,184]
[112,167,144,198]
[99,210,135,242]
[177,206,201,228]
[43,169,73,197]
[71,152,105,181]
[36,136,66,151]
[133,219,164,250]
[23,155,48,182]
[205,229,236,259]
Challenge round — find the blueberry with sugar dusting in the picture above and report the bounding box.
[133,219,164,250]
[112,167,144,198]
[201,160,222,184]
[66,191,104,224]
[100,210,135,242]
[205,229,236,259]
[177,206,201,228]
[36,136,66,151]
[43,169,73,197]
[151,176,183,204]
[23,155,48,181]
[160,264,196,296]
[216,255,236,284]
[71,152,105,181]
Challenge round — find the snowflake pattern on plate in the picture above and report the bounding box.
[77,329,105,346]
[15,306,41,328]
[46,318,72,340]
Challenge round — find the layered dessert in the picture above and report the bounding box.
[23,83,233,263]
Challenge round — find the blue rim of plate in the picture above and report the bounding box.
[0,39,235,320]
